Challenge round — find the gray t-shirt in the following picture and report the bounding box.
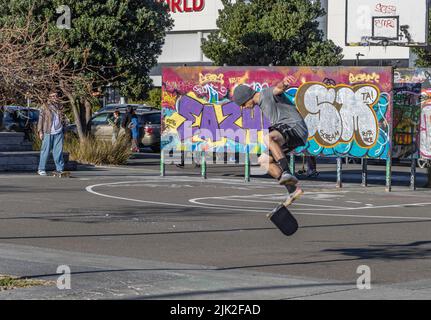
[258,87,307,130]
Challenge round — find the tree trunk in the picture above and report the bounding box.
[62,89,85,142]
[85,99,92,126]
[70,99,85,142]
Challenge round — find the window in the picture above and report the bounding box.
[91,113,109,125]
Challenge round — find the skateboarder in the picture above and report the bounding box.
[233,77,309,205]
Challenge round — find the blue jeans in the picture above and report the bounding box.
[38,132,64,172]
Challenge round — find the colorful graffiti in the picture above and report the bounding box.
[162,67,393,159]
[394,69,431,160]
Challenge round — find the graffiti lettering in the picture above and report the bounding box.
[173,95,268,145]
[193,83,228,103]
[296,83,379,148]
[199,73,224,85]
[394,70,431,84]
[374,18,397,30]
[228,73,249,85]
[375,3,397,15]
[350,73,380,84]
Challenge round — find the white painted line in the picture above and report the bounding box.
[85,180,431,221]
[196,196,352,209]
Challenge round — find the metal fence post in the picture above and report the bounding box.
[336,157,343,188]
[245,145,250,182]
[410,158,417,191]
[386,157,392,192]
[160,149,165,177]
[201,151,207,179]
[361,158,368,187]
[290,155,295,175]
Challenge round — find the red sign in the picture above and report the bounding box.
[158,0,205,13]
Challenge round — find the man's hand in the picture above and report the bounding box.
[273,75,296,96]
[282,76,296,87]
[39,133,44,140]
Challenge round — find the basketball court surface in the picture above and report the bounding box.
[1,163,431,299]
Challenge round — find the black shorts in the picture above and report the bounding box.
[269,123,307,155]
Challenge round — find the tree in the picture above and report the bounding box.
[0,17,93,107]
[202,0,343,66]
[144,88,162,109]
[413,8,431,67]
[0,0,173,140]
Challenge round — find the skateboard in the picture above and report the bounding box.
[267,203,298,236]
[51,171,71,178]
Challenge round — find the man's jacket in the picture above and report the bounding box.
[37,105,68,135]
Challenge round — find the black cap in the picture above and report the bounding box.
[233,85,256,106]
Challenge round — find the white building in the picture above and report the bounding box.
[151,0,223,86]
[151,0,422,85]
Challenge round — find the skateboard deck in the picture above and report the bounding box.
[267,203,298,236]
[51,171,71,178]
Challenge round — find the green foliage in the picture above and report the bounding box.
[202,0,343,66]
[0,275,50,291]
[413,8,431,67]
[144,88,162,109]
[0,0,173,100]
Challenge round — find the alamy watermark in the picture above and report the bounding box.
[56,5,72,30]
[57,265,71,290]
[356,265,371,290]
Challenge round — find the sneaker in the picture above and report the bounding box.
[278,171,299,186]
[284,187,304,207]
[37,170,47,176]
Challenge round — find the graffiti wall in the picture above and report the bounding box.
[162,67,393,159]
[394,69,431,160]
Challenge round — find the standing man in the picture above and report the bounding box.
[121,105,134,144]
[233,77,309,205]
[37,91,68,176]
[108,109,121,144]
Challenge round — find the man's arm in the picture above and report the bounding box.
[273,76,295,96]
[37,109,45,139]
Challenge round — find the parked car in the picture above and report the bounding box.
[95,103,157,115]
[0,106,39,139]
[87,110,161,152]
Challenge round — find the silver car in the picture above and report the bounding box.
[88,110,161,152]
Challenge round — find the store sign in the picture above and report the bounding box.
[158,0,205,13]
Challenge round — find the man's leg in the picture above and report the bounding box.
[52,132,65,172]
[258,153,303,205]
[38,134,51,172]
[263,130,298,185]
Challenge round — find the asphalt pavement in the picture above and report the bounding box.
[1,153,431,299]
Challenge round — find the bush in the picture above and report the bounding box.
[65,134,132,166]
[31,127,132,166]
